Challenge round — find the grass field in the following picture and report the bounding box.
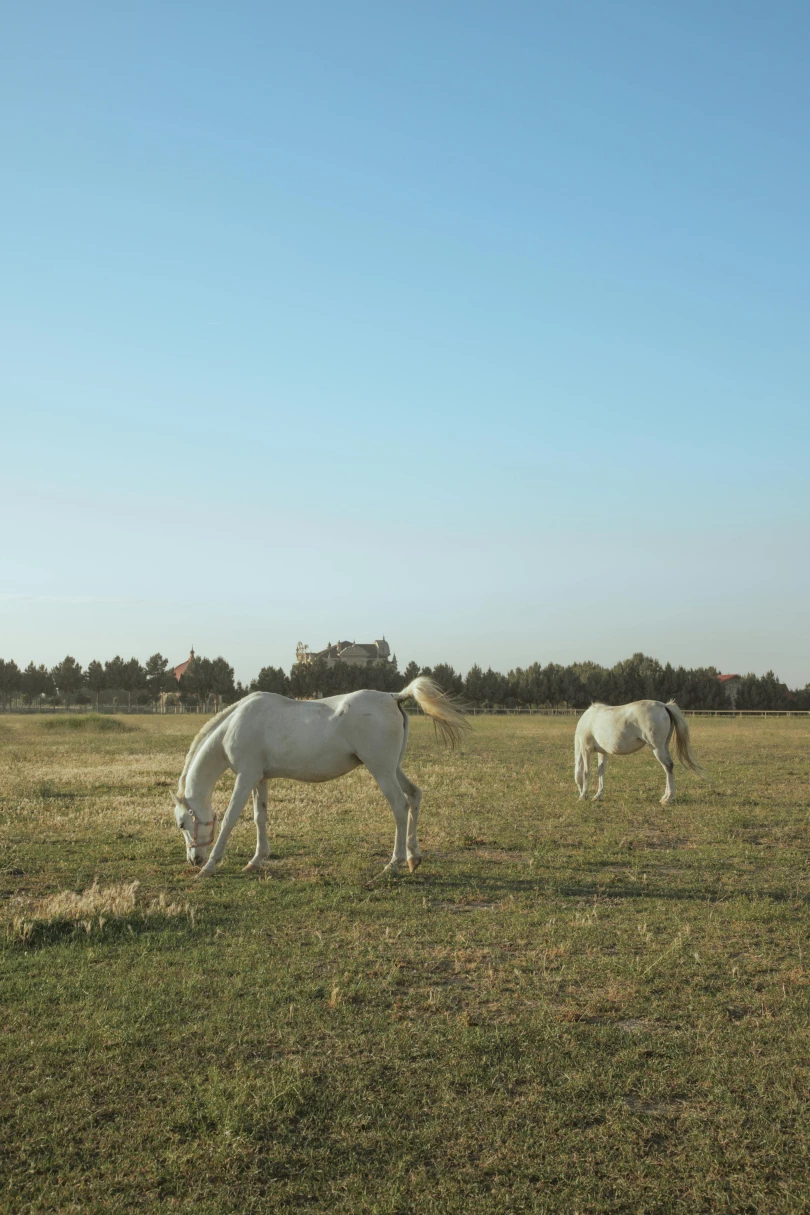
[2,712,809,1214]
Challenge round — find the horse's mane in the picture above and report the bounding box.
[177,696,254,797]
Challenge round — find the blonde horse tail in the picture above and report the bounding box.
[177,696,251,797]
[665,701,704,775]
[394,677,469,749]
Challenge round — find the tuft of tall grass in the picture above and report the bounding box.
[39,713,135,733]
[4,880,195,944]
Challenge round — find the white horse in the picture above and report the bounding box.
[171,678,467,876]
[574,700,702,805]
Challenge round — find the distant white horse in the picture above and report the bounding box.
[574,700,703,805]
[171,678,467,876]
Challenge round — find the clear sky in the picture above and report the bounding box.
[2,1,808,686]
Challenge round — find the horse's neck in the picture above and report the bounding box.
[185,730,229,810]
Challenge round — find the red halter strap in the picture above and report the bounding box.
[189,809,217,848]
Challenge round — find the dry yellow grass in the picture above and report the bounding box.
[4,878,195,944]
[1,711,809,1213]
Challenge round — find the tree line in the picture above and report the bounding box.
[0,654,237,710]
[0,650,807,712]
[254,652,809,710]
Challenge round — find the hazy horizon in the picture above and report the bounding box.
[1,592,806,690]
[3,2,808,689]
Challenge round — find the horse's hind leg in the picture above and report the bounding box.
[244,778,271,872]
[652,745,676,805]
[397,767,423,872]
[575,742,590,799]
[593,752,607,801]
[365,765,410,876]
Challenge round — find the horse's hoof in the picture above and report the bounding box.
[197,864,216,878]
[243,856,270,872]
[407,855,422,874]
[660,797,674,806]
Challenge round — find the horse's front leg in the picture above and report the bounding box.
[244,778,271,872]
[198,771,258,877]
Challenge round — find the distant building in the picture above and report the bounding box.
[173,649,195,681]
[295,638,391,669]
[718,673,741,708]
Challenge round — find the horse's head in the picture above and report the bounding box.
[171,792,216,866]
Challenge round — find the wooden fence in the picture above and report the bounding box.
[2,703,808,719]
[406,706,810,718]
[0,703,208,715]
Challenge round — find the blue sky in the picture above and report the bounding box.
[2,1,808,686]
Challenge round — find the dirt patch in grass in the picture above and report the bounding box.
[624,1094,688,1118]
[440,899,502,912]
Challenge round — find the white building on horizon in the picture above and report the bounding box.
[295,638,391,668]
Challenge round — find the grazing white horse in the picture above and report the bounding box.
[574,700,702,805]
[171,678,467,876]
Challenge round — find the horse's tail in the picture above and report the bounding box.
[664,701,704,775]
[177,696,252,798]
[394,677,469,749]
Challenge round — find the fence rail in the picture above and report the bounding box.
[0,703,208,715]
[2,703,809,719]
[680,708,809,717]
[406,706,810,718]
[406,706,582,717]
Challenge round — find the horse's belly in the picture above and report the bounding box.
[266,751,362,783]
[615,738,646,755]
[597,726,646,755]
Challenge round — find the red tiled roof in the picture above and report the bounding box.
[717,673,741,682]
[174,649,195,681]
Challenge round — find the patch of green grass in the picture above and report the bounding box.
[1,714,809,1212]
[39,712,136,733]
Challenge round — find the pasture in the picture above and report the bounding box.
[1,713,809,1214]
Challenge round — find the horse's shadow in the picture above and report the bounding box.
[226,847,804,907]
[406,866,804,905]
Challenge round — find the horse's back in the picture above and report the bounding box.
[223,688,402,731]
[579,700,669,754]
[320,688,401,714]
[220,688,404,781]
[325,689,407,760]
